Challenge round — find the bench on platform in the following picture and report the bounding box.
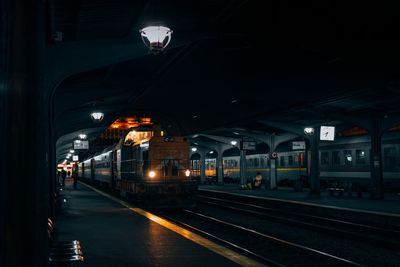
[48,218,84,266]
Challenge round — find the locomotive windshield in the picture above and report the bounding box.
[124,130,153,146]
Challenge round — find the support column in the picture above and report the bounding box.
[0,1,49,266]
[200,152,207,184]
[309,128,320,195]
[216,151,224,184]
[240,149,247,185]
[270,158,277,190]
[370,119,384,199]
[269,134,277,190]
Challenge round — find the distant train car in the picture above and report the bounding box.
[78,126,197,208]
[191,152,306,185]
[319,132,400,190]
[190,132,400,191]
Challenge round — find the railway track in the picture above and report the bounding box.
[198,196,400,250]
[160,209,364,267]
[196,195,400,249]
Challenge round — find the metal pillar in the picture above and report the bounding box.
[200,152,206,184]
[216,151,224,184]
[269,134,277,190]
[270,158,277,190]
[240,149,247,185]
[370,119,384,199]
[309,128,320,195]
[0,1,49,266]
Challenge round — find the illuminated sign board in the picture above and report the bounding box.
[320,126,335,141]
[292,141,306,150]
[72,155,79,161]
[74,140,89,149]
[241,141,256,150]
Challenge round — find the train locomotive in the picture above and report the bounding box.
[78,125,197,208]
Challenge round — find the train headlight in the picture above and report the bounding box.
[185,169,191,177]
[149,171,156,178]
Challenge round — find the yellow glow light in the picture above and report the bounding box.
[149,171,156,178]
[185,169,191,177]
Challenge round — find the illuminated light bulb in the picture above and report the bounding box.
[90,112,104,122]
[140,26,173,54]
[304,127,315,135]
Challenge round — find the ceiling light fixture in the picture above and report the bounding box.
[304,127,315,135]
[78,134,87,139]
[90,112,104,123]
[140,26,172,54]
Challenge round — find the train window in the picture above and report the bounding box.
[383,147,397,170]
[294,154,299,164]
[288,155,293,166]
[280,156,285,166]
[356,150,366,164]
[332,151,341,165]
[344,150,352,165]
[321,152,329,165]
[299,152,304,166]
[260,158,264,167]
[254,158,259,167]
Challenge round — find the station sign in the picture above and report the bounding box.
[74,140,89,150]
[292,141,306,150]
[72,155,79,161]
[241,141,256,150]
[320,126,335,141]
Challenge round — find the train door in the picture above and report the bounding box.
[90,158,95,181]
[111,151,116,189]
[81,162,85,179]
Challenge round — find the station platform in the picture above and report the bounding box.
[199,184,400,217]
[55,179,262,267]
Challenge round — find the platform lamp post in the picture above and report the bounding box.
[304,126,320,194]
[140,26,173,54]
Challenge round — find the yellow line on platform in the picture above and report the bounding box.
[79,182,267,267]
